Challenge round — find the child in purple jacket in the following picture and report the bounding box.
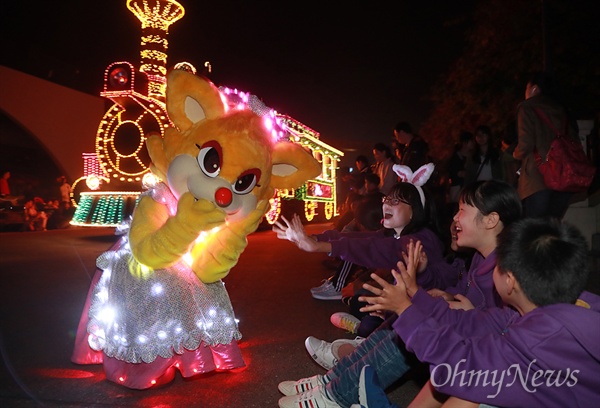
[361,217,600,407]
[276,180,523,408]
[273,176,452,291]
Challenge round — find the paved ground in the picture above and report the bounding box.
[0,224,424,407]
[1,224,598,408]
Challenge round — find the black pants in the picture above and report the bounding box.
[522,189,572,220]
[348,289,384,337]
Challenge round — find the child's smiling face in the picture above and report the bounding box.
[382,196,413,233]
[453,201,485,250]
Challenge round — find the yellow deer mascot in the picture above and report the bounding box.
[72,69,320,389]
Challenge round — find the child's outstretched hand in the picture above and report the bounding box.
[404,239,428,274]
[359,270,412,316]
[399,240,423,297]
[447,294,475,310]
[273,214,305,243]
[359,240,422,315]
[427,288,455,301]
[272,214,320,252]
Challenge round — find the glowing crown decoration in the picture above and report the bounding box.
[219,86,289,143]
[127,0,185,100]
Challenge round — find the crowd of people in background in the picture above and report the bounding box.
[273,71,599,408]
[0,171,75,231]
[337,71,593,238]
[305,71,596,317]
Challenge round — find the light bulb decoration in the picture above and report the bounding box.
[71,0,184,227]
[71,63,171,226]
[127,0,185,101]
[264,190,282,224]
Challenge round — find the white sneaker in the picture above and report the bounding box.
[305,336,365,370]
[312,281,342,300]
[278,386,342,408]
[278,374,325,396]
[330,312,360,334]
[331,337,364,360]
[311,279,333,294]
[305,336,338,370]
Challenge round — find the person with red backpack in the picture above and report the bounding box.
[514,72,594,219]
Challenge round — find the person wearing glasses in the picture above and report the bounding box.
[275,180,522,408]
[273,181,453,304]
[273,172,459,374]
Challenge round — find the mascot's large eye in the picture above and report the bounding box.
[197,141,222,178]
[232,169,261,195]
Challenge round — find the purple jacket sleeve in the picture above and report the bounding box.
[393,304,599,407]
[393,305,528,405]
[314,229,384,242]
[416,257,463,291]
[328,228,445,271]
[399,289,514,337]
[329,234,402,269]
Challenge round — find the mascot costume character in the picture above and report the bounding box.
[71,69,321,389]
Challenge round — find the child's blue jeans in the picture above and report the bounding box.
[325,325,414,407]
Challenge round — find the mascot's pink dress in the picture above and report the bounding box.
[71,184,244,389]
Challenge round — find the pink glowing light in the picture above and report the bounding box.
[264,117,273,130]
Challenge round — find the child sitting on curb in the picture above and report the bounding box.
[276,180,522,408]
[360,218,600,407]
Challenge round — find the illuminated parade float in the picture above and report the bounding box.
[265,115,343,223]
[71,0,343,227]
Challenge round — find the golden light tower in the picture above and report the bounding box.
[127,0,185,101]
[71,1,186,226]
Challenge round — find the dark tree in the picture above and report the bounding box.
[421,0,600,162]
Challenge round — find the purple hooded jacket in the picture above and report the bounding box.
[315,228,456,290]
[393,289,600,407]
[444,250,503,309]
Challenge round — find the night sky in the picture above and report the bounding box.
[1,0,475,154]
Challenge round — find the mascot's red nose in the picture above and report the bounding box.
[215,187,233,207]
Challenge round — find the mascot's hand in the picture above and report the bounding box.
[229,199,270,236]
[129,193,227,270]
[175,192,226,235]
[192,200,270,283]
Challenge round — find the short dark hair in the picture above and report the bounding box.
[356,155,369,165]
[475,125,491,136]
[496,218,589,306]
[354,196,384,231]
[373,143,392,158]
[394,121,412,134]
[460,180,522,227]
[364,173,380,186]
[527,71,553,93]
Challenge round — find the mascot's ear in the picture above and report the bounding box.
[270,142,321,189]
[166,70,226,132]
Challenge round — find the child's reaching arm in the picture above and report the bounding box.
[358,240,422,316]
[273,214,332,253]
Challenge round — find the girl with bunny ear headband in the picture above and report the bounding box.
[273,161,458,297]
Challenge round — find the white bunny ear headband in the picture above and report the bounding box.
[392,163,435,207]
